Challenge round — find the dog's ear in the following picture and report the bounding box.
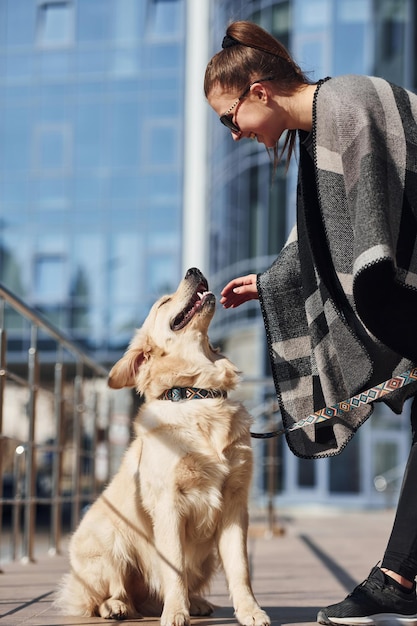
[108,349,145,389]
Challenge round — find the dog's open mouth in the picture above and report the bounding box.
[171,280,215,331]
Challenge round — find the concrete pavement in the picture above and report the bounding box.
[0,508,398,626]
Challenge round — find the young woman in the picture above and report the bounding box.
[205,20,417,626]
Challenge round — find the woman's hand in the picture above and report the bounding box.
[220,274,259,308]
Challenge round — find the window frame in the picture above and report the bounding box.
[36,0,75,49]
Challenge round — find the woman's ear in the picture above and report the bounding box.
[251,82,269,102]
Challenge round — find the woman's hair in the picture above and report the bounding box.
[204,21,313,168]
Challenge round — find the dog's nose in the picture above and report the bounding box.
[185,267,203,280]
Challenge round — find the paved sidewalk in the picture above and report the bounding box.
[0,508,397,626]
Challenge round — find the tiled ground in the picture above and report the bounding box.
[0,509,396,626]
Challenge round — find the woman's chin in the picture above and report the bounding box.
[257,134,276,148]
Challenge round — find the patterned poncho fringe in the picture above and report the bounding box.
[258,75,417,459]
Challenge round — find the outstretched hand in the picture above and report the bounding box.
[220,274,259,308]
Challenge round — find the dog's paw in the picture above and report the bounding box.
[189,595,214,616]
[99,598,130,620]
[235,605,271,626]
[160,608,190,626]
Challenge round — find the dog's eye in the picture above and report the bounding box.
[158,297,171,308]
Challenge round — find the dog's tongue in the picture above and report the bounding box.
[171,290,213,331]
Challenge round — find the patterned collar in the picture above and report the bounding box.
[159,387,227,402]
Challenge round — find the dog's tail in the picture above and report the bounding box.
[53,571,99,617]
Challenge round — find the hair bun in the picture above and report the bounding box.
[222,34,239,48]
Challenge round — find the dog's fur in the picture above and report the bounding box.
[55,268,270,626]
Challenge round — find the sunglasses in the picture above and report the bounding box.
[219,76,276,134]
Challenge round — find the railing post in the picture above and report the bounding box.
[0,298,5,433]
[71,363,83,529]
[49,358,64,556]
[91,390,99,499]
[11,445,25,560]
[0,297,6,570]
[22,325,39,563]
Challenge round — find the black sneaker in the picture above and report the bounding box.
[317,566,417,625]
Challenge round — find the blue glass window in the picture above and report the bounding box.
[74,177,104,206]
[37,1,74,47]
[111,234,141,300]
[72,233,104,310]
[294,0,331,29]
[38,50,72,78]
[107,304,142,347]
[109,176,140,202]
[334,0,371,76]
[34,254,67,301]
[36,178,69,210]
[144,121,179,168]
[0,232,28,297]
[147,44,182,69]
[113,0,140,43]
[111,48,140,77]
[77,0,111,43]
[374,0,407,84]
[3,0,35,47]
[3,106,31,172]
[1,178,28,209]
[34,125,71,173]
[76,49,109,74]
[109,101,140,168]
[147,0,183,39]
[75,103,104,170]
[142,172,180,204]
[4,53,34,81]
[147,254,178,296]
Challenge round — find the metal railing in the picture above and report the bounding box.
[0,283,121,564]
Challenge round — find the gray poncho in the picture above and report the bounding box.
[258,75,417,459]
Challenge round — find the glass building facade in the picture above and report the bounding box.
[1,0,416,508]
[206,0,416,507]
[0,0,185,364]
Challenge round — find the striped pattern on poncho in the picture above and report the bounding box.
[258,75,417,459]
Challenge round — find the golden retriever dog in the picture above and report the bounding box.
[56,267,270,626]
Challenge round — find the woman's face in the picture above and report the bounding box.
[207,81,287,148]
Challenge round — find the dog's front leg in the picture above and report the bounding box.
[153,503,190,626]
[218,510,270,626]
